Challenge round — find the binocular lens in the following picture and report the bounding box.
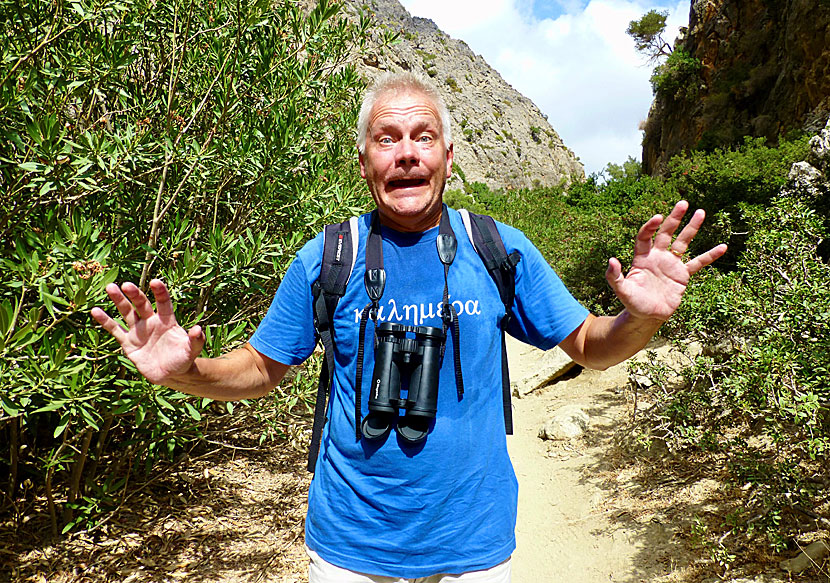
[362,322,445,443]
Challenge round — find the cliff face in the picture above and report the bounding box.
[643,0,830,174]
[345,0,584,190]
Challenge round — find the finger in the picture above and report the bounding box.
[149,279,176,320]
[121,281,156,320]
[105,283,139,326]
[634,215,663,257]
[685,244,728,275]
[671,209,706,254]
[653,200,690,250]
[605,257,623,292]
[90,307,128,344]
[188,325,206,356]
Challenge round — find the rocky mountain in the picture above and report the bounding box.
[642,0,830,174]
[344,0,584,190]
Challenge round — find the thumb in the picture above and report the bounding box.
[605,257,623,292]
[188,325,206,357]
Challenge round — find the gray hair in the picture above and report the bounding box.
[356,71,453,154]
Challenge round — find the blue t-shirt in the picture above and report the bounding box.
[249,208,588,578]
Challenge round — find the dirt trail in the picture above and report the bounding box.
[506,337,674,583]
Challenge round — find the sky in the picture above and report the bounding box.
[398,0,689,175]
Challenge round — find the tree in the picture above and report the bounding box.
[627,10,673,62]
[0,0,381,535]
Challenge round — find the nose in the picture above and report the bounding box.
[394,138,419,167]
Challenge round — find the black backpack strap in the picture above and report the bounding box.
[308,217,358,472]
[458,209,521,434]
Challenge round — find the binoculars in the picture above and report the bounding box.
[361,322,445,444]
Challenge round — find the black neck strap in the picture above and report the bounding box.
[364,210,386,319]
[353,206,465,441]
[364,206,456,310]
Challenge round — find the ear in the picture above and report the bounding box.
[359,149,367,179]
[445,142,454,178]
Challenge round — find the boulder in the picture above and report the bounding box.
[779,539,830,574]
[788,161,824,191]
[538,405,590,441]
[808,118,830,171]
[511,346,576,397]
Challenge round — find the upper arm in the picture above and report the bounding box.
[497,223,591,350]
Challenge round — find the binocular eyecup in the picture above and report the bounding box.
[361,322,445,444]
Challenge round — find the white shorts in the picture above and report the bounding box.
[306,546,512,583]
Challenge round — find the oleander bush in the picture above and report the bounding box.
[632,191,830,569]
[0,0,378,534]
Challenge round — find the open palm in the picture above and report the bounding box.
[90,279,205,385]
[606,201,727,322]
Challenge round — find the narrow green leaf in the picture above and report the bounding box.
[1,395,20,416]
[34,400,69,413]
[155,394,174,410]
[0,300,11,337]
[78,406,100,430]
[18,161,41,172]
[54,413,71,438]
[184,402,201,421]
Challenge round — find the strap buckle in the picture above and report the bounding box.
[442,302,455,325]
[500,251,521,273]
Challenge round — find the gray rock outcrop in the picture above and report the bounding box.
[784,119,830,199]
[511,347,576,398]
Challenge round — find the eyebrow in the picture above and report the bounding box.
[372,120,440,136]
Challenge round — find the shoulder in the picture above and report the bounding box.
[295,212,373,279]
[449,207,535,255]
[493,220,535,254]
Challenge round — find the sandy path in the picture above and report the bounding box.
[505,337,669,583]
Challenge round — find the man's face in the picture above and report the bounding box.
[359,90,453,232]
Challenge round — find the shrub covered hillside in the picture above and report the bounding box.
[0,0,380,535]
[447,128,829,577]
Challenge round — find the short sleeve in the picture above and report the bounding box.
[249,253,318,365]
[497,224,590,350]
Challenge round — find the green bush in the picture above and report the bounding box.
[667,135,812,265]
[634,191,830,563]
[650,49,702,101]
[0,0,372,535]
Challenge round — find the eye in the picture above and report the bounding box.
[378,136,393,145]
[417,134,433,143]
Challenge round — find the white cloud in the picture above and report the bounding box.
[399,0,689,175]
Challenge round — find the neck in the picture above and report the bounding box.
[376,205,443,233]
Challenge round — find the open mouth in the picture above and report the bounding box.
[387,178,428,189]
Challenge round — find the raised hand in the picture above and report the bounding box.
[90,279,205,385]
[605,201,727,322]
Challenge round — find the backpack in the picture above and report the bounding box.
[307,209,520,472]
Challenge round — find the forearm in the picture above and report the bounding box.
[567,311,663,370]
[163,343,286,401]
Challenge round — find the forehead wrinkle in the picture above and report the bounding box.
[368,100,443,135]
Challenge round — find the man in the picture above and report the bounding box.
[91,72,726,582]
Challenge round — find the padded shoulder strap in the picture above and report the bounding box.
[457,209,521,435]
[458,209,520,313]
[308,216,359,472]
[319,216,359,293]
